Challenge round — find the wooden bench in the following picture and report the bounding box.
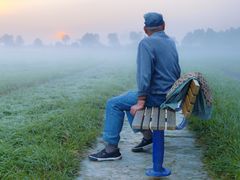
[132,79,200,177]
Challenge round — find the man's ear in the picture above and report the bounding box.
[162,23,165,30]
[144,27,148,34]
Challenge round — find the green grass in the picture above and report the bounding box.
[0,77,134,178]
[180,55,240,179]
[188,72,240,179]
[0,52,136,178]
[0,52,101,95]
[1,96,111,179]
[0,100,102,179]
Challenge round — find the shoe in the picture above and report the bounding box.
[88,148,122,161]
[132,138,152,152]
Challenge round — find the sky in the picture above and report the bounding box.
[0,0,239,44]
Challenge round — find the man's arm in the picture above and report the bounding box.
[131,40,154,115]
[137,40,154,97]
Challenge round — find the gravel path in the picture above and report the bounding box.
[78,115,210,180]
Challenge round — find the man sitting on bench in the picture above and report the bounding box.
[89,12,181,161]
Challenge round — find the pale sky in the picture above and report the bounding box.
[0,0,239,43]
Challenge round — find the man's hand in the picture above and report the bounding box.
[130,98,146,116]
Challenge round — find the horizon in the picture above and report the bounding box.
[1,26,240,46]
[0,0,239,43]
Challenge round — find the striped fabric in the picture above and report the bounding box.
[167,72,213,106]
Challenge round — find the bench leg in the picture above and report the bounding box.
[146,130,171,177]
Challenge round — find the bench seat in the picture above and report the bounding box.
[132,108,176,130]
[132,79,200,131]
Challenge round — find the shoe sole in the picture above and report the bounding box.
[88,155,122,161]
[132,143,152,152]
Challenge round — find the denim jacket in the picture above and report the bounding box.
[137,31,181,97]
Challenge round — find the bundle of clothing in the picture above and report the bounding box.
[161,72,213,120]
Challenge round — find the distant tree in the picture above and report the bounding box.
[107,33,120,47]
[15,35,24,47]
[129,31,143,44]
[205,28,217,46]
[33,38,43,47]
[0,34,14,47]
[181,29,205,47]
[62,34,70,45]
[80,33,102,47]
[181,27,240,54]
[181,32,193,46]
[219,27,240,47]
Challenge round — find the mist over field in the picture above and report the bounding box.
[1,26,239,85]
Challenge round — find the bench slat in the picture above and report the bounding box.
[182,103,191,118]
[158,109,166,130]
[186,95,194,113]
[142,108,151,130]
[167,110,176,130]
[190,79,200,95]
[188,88,197,104]
[151,107,159,130]
[132,110,144,129]
[182,79,200,119]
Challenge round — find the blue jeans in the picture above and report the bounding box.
[102,91,166,145]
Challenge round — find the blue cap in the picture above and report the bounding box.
[144,12,164,28]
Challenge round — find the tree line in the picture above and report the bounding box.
[181,27,240,49]
[1,27,239,50]
[0,32,143,48]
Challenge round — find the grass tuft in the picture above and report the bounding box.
[189,76,240,180]
[0,94,119,179]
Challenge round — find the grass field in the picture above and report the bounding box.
[0,48,136,179]
[190,75,240,180]
[181,56,240,180]
[0,48,239,179]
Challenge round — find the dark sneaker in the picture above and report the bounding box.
[88,148,122,161]
[132,138,152,152]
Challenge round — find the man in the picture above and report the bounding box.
[89,12,181,161]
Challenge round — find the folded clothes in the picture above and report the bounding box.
[161,72,213,120]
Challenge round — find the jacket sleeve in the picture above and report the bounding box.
[137,40,154,97]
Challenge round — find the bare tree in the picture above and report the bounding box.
[107,33,120,47]
[62,34,70,45]
[33,38,43,48]
[15,35,24,47]
[80,33,102,47]
[129,31,143,44]
[0,34,14,47]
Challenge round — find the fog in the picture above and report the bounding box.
[0,26,240,89]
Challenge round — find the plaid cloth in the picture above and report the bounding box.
[161,72,213,120]
[167,72,213,106]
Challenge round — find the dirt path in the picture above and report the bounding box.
[78,116,210,180]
